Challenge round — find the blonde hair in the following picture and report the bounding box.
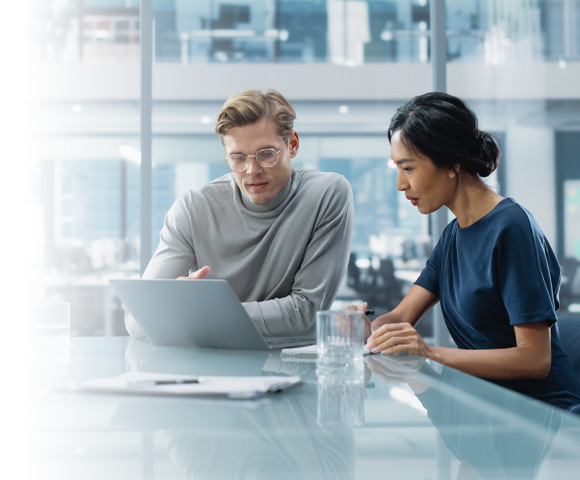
[215,89,296,143]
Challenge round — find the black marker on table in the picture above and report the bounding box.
[149,379,200,385]
[133,378,201,387]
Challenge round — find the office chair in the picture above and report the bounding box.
[559,257,580,311]
[557,316,580,378]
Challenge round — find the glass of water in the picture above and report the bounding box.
[316,309,364,378]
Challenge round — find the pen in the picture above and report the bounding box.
[132,378,200,386]
[151,379,199,385]
[365,309,375,317]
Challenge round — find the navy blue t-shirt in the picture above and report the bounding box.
[416,198,580,410]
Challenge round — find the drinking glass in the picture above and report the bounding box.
[316,309,364,378]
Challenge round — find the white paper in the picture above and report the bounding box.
[281,345,372,356]
[80,372,302,399]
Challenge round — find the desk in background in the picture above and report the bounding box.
[33,337,580,479]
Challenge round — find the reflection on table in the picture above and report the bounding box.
[33,337,580,480]
[122,340,356,478]
[366,354,569,480]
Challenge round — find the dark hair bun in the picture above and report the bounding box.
[389,92,502,178]
[474,131,500,177]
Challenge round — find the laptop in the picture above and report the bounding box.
[109,279,315,351]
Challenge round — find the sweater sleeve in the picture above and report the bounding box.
[143,194,198,280]
[243,176,354,337]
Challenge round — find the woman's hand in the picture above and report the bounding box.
[365,353,429,394]
[366,322,435,360]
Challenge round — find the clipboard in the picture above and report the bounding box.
[79,372,302,400]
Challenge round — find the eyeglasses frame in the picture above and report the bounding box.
[223,140,287,173]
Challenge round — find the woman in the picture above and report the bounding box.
[361,92,580,410]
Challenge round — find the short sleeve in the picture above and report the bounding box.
[414,221,457,299]
[496,212,560,327]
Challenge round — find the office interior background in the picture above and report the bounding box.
[26,0,580,337]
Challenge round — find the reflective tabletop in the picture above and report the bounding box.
[33,337,580,479]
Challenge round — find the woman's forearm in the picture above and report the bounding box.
[368,321,552,380]
[371,285,438,331]
[429,344,551,380]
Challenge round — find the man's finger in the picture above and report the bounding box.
[188,266,211,279]
[356,302,368,312]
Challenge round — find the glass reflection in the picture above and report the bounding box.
[122,339,356,479]
[366,355,565,480]
[112,392,355,479]
[317,375,365,427]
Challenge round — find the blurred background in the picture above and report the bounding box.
[26,0,580,338]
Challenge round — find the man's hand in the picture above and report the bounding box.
[177,266,210,280]
[345,302,372,342]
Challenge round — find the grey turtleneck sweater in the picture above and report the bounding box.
[126,168,353,338]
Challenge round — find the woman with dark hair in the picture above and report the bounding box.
[360,92,580,410]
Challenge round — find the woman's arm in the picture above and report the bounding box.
[431,322,551,379]
[355,285,437,343]
[371,284,439,329]
[362,284,435,346]
[368,314,552,380]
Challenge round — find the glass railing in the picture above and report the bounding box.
[30,0,580,65]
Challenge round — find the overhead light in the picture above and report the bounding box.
[95,29,111,40]
[119,145,141,165]
[355,258,371,269]
[559,59,567,70]
[72,104,82,114]
[568,303,580,313]
[388,159,398,169]
[214,51,228,62]
[338,105,349,114]
[212,29,255,38]
[201,115,212,125]
[380,30,393,41]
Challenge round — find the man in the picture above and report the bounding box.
[126,89,353,339]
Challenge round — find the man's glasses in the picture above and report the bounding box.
[224,144,283,173]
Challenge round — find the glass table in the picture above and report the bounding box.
[32,336,580,479]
